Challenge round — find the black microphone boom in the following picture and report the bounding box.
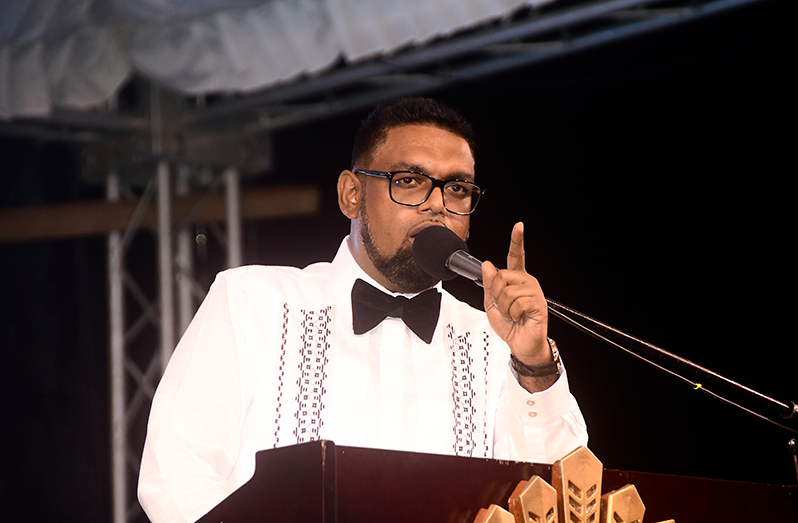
[447,250,484,287]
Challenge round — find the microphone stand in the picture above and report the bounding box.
[545,298,798,481]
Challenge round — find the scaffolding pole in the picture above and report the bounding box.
[224,167,243,269]
[157,161,175,372]
[176,169,196,335]
[108,171,127,523]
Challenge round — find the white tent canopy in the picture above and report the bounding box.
[0,0,554,119]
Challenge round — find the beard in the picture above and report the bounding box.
[359,201,439,293]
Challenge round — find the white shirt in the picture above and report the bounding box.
[138,238,587,523]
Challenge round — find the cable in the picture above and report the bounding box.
[547,304,798,435]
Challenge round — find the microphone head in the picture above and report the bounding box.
[412,226,468,281]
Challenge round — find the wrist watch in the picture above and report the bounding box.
[510,337,561,377]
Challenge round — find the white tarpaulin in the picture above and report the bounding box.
[0,0,555,119]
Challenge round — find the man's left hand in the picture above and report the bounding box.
[482,222,552,371]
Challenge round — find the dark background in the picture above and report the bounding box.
[1,1,794,520]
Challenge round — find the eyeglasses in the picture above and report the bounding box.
[354,169,484,215]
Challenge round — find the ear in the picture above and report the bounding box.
[337,169,362,219]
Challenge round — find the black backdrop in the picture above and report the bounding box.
[1,1,794,521]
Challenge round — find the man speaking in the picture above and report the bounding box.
[138,97,588,523]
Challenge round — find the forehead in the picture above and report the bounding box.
[371,124,475,176]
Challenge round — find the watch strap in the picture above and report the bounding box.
[510,337,561,377]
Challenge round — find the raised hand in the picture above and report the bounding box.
[482,223,555,390]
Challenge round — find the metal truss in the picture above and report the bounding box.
[0,0,773,143]
[180,0,772,134]
[107,163,242,523]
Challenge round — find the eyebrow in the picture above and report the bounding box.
[391,162,475,182]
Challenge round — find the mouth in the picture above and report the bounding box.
[408,222,446,241]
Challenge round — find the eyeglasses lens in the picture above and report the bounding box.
[390,173,480,214]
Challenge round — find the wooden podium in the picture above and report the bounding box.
[196,440,797,523]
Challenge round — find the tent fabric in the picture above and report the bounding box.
[0,0,556,120]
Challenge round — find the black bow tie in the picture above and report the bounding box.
[351,279,441,344]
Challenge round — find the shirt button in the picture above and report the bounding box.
[528,412,537,418]
[526,400,536,407]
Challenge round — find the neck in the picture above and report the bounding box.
[346,234,438,294]
[347,235,403,293]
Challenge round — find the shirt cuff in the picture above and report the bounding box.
[506,359,573,425]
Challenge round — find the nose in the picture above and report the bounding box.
[420,185,446,213]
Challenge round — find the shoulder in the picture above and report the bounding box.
[440,288,488,324]
[212,262,333,299]
[438,289,509,356]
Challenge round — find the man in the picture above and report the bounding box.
[138,98,587,523]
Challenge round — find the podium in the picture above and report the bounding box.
[196,440,798,522]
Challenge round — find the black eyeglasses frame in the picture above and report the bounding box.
[353,169,484,215]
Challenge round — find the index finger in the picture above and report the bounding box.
[506,221,526,272]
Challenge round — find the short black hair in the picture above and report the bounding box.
[351,97,476,169]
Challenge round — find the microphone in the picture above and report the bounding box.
[412,226,484,286]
